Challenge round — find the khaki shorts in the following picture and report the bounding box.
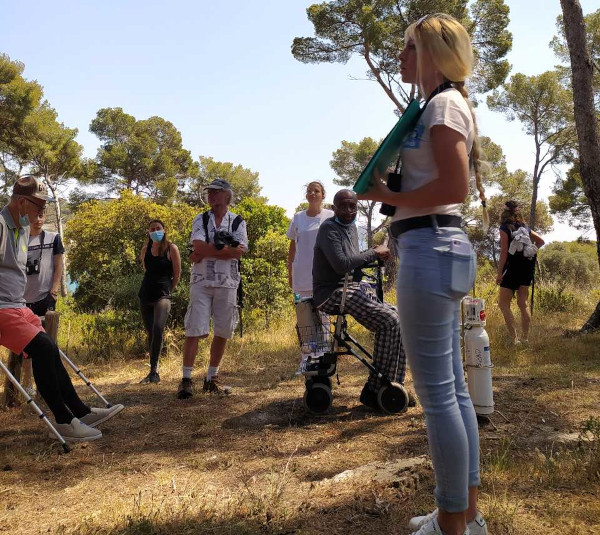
[184,285,238,339]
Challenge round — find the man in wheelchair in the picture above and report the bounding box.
[312,189,412,410]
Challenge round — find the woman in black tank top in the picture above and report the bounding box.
[138,220,181,383]
[496,201,545,345]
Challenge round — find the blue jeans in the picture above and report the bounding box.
[396,226,480,512]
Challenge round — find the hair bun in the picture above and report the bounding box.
[505,200,518,212]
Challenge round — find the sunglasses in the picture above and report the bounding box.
[415,13,454,45]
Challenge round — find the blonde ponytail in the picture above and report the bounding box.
[454,82,489,232]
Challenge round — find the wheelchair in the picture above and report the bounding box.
[295,262,409,415]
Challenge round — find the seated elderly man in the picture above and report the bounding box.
[0,176,124,442]
[312,189,412,410]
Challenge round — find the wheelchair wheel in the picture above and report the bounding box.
[303,382,333,414]
[377,382,409,414]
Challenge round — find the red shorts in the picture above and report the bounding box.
[0,307,44,355]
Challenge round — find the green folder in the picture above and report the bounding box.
[353,99,422,194]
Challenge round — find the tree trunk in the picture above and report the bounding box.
[45,176,68,296]
[530,141,541,228]
[2,352,23,407]
[560,0,600,332]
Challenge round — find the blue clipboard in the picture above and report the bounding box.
[353,99,422,194]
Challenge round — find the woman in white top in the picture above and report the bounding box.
[358,14,487,535]
[286,181,334,298]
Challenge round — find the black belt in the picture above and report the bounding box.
[390,215,462,237]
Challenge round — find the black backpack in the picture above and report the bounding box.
[201,211,245,309]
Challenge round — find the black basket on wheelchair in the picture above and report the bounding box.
[295,299,336,378]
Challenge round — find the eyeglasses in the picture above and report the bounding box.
[415,13,453,44]
[416,13,452,28]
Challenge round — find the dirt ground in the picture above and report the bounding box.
[1,321,599,535]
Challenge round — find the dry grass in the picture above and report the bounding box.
[1,300,599,535]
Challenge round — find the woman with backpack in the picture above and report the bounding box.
[497,201,545,345]
[138,219,181,383]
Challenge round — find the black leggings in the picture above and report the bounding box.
[140,298,171,370]
[24,332,90,424]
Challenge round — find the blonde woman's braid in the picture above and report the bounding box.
[454,81,489,231]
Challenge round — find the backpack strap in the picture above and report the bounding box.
[202,211,210,243]
[231,214,243,232]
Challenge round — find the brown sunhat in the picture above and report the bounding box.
[13,175,55,202]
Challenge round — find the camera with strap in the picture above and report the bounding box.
[201,211,245,309]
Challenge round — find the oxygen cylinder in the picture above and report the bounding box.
[463,297,494,416]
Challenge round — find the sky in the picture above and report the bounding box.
[2,0,599,242]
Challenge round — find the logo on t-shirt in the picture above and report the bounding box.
[403,122,425,149]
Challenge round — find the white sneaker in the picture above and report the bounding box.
[410,510,487,535]
[79,404,125,428]
[410,516,470,535]
[50,418,102,442]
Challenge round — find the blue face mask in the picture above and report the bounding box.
[19,212,30,227]
[335,216,356,226]
[150,230,165,242]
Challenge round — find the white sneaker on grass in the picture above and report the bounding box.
[410,516,470,535]
[50,418,102,442]
[410,510,487,535]
[79,404,125,428]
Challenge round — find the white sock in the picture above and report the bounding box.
[207,366,219,380]
[182,366,193,379]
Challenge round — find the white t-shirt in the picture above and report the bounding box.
[189,210,248,289]
[391,88,474,222]
[286,209,334,293]
[24,231,64,303]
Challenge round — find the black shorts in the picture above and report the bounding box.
[499,257,535,291]
[26,293,57,317]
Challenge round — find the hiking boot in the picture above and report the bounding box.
[50,418,102,442]
[359,382,378,410]
[140,370,161,384]
[80,404,125,428]
[203,375,232,395]
[410,515,469,535]
[410,510,486,535]
[177,378,194,399]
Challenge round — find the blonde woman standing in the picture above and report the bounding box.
[287,181,334,299]
[359,14,487,535]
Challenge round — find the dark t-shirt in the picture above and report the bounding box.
[138,241,173,303]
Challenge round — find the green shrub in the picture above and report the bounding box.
[57,297,145,362]
[535,283,579,313]
[538,241,599,290]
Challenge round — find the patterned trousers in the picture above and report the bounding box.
[319,284,406,391]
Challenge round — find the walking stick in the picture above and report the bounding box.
[59,349,112,408]
[0,359,71,453]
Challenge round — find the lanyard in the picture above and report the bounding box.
[33,230,46,263]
